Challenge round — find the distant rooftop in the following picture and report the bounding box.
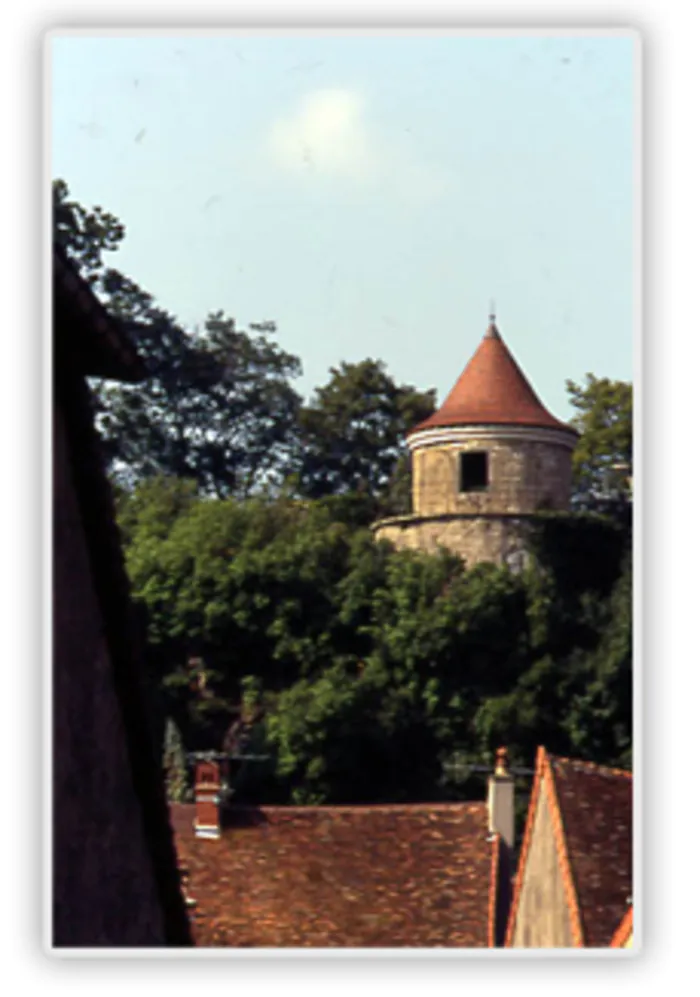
[171,801,504,947]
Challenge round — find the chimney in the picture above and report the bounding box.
[194,760,222,839]
[487,747,515,849]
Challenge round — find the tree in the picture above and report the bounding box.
[566,375,632,514]
[296,359,435,512]
[98,311,303,496]
[53,177,125,282]
[53,179,303,496]
[561,551,632,767]
[162,717,190,802]
[119,482,633,801]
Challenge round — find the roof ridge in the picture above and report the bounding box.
[550,754,632,779]
[219,801,487,814]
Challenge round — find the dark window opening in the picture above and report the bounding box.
[459,451,488,492]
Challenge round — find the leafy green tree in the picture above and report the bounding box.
[118,480,633,800]
[118,486,366,710]
[262,552,536,803]
[297,359,435,512]
[567,375,632,513]
[54,179,303,496]
[99,311,303,496]
[114,475,199,546]
[162,717,190,802]
[561,551,632,767]
[53,177,125,281]
[264,662,445,804]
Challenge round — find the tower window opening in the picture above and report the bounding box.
[459,451,488,492]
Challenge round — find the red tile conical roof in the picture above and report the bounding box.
[409,319,576,437]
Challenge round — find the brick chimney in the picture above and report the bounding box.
[194,760,222,839]
[487,747,515,849]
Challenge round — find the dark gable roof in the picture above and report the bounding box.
[53,243,146,383]
[171,802,500,948]
[549,754,632,948]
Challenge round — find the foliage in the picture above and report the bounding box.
[162,717,190,802]
[526,512,628,601]
[54,181,633,805]
[296,359,435,513]
[118,477,632,803]
[567,374,632,514]
[54,179,303,497]
[53,178,125,282]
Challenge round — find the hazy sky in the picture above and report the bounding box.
[50,30,636,418]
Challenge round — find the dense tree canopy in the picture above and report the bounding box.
[57,178,633,807]
[296,359,435,513]
[567,374,632,514]
[116,480,632,804]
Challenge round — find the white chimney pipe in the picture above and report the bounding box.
[487,747,515,849]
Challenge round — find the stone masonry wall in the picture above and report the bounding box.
[373,515,532,570]
[412,438,572,517]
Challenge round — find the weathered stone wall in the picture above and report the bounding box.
[412,437,572,517]
[509,789,574,948]
[373,514,532,570]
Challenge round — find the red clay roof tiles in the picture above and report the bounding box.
[171,802,499,948]
[409,322,576,437]
[506,748,632,949]
[548,755,632,948]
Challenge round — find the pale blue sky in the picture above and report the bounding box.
[50,31,636,418]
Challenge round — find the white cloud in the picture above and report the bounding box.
[266,87,453,202]
[268,89,375,180]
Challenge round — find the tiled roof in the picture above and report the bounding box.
[506,748,632,949]
[409,321,576,437]
[549,754,632,948]
[171,802,501,948]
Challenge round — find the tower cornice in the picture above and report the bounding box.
[407,423,578,452]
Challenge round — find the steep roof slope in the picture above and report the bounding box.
[409,321,576,436]
[549,754,632,947]
[506,748,632,948]
[53,243,146,382]
[171,802,502,947]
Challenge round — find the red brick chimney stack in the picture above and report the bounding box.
[194,760,222,839]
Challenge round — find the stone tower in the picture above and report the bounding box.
[372,316,578,568]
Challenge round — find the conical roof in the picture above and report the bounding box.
[409,318,576,437]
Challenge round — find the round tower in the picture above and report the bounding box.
[372,316,578,568]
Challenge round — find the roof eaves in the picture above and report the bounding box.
[550,755,633,781]
[609,906,633,947]
[407,417,579,438]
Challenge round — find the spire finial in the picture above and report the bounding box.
[485,300,500,339]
